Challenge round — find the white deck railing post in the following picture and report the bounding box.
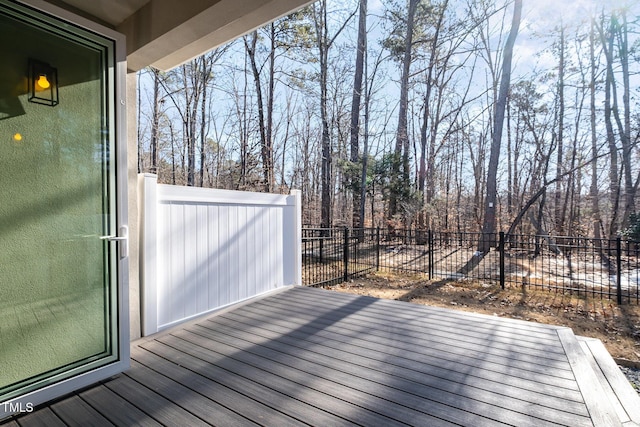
[138,173,158,336]
[292,189,302,286]
[283,189,302,286]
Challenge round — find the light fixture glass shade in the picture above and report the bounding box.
[28,59,58,106]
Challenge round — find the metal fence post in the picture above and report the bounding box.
[428,230,433,280]
[617,237,622,305]
[344,227,350,282]
[376,227,380,271]
[499,232,505,290]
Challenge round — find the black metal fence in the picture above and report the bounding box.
[302,227,640,305]
[302,228,379,287]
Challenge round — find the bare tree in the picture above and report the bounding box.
[415,0,480,231]
[589,18,603,240]
[150,68,162,174]
[479,0,522,253]
[388,0,419,222]
[597,13,621,237]
[349,0,367,228]
[613,10,635,229]
[244,29,276,192]
[554,23,566,234]
[310,0,356,228]
[158,53,219,186]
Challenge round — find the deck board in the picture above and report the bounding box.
[214,305,585,400]
[78,384,163,427]
[103,369,212,427]
[49,394,113,426]
[202,310,588,415]
[579,337,640,425]
[248,294,572,368]
[279,287,567,353]
[3,286,639,426]
[286,286,564,337]
[133,344,352,427]
[162,329,469,426]
[179,323,581,426]
[4,408,63,427]
[124,358,254,427]
[228,296,579,386]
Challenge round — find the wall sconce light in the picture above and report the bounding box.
[28,59,59,107]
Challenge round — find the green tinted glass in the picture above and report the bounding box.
[0,2,118,401]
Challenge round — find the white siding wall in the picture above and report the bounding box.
[139,174,301,336]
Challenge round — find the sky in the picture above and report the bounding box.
[515,0,639,87]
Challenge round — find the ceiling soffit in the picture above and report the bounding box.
[55,0,313,71]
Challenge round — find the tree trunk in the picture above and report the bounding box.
[479,0,522,253]
[267,23,276,192]
[349,0,367,229]
[315,0,332,228]
[244,31,273,192]
[599,16,620,236]
[389,0,418,220]
[506,94,512,214]
[614,11,634,229]
[313,0,356,227]
[416,0,450,232]
[554,24,565,235]
[169,121,176,185]
[589,19,602,240]
[150,68,161,174]
[199,58,208,187]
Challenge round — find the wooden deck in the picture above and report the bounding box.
[3,286,640,426]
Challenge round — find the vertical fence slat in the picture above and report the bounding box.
[617,237,623,305]
[343,227,349,283]
[499,232,505,290]
[429,230,434,280]
[376,227,381,271]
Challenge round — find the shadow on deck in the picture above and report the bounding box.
[3,286,640,426]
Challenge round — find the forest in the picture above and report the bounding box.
[136,0,640,244]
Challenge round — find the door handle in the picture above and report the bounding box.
[101,225,129,258]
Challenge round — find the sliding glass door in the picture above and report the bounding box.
[0,1,128,416]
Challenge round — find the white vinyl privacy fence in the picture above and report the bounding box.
[139,174,301,336]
